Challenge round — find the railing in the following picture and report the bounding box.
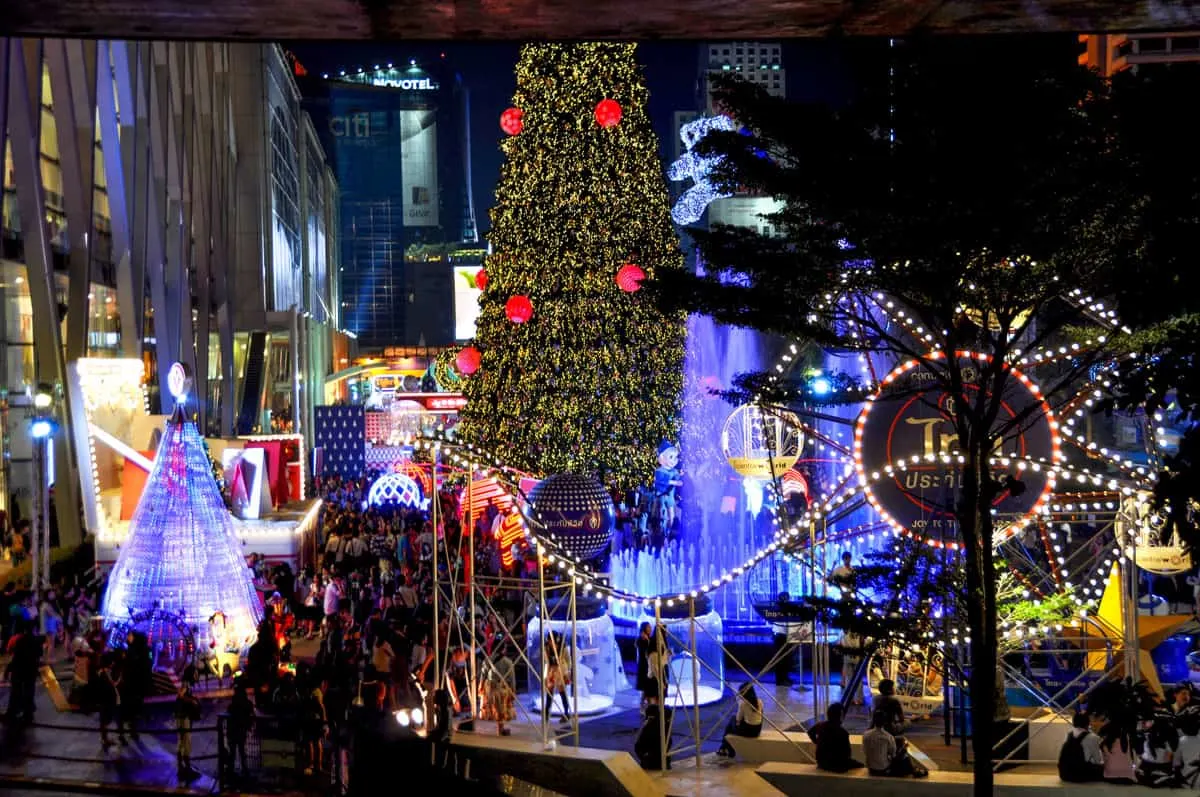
[216,712,346,795]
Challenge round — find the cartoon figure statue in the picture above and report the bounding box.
[654,440,683,532]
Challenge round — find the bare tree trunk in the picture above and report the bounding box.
[959,450,998,797]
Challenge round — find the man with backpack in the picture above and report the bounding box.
[1059,712,1104,783]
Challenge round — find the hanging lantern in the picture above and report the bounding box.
[615,263,645,293]
[594,99,622,128]
[475,268,488,291]
[505,295,534,324]
[456,345,481,375]
[500,107,524,136]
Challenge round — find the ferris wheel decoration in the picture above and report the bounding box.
[721,404,805,480]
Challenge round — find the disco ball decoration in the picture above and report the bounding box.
[456,345,482,375]
[615,263,645,293]
[594,98,622,128]
[500,107,524,135]
[525,474,615,561]
[506,294,534,324]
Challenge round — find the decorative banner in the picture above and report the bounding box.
[1136,546,1192,576]
[1118,493,1193,575]
[854,354,1059,540]
[721,404,805,480]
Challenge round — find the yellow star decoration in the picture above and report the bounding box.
[1086,562,1192,696]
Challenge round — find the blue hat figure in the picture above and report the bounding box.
[654,440,682,533]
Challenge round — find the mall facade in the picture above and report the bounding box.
[0,40,353,547]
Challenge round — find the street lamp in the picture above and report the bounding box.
[30,384,56,597]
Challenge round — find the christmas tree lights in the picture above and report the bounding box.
[101,404,263,651]
[458,43,686,491]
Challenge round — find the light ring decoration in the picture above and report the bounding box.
[367,471,428,510]
[853,351,1061,550]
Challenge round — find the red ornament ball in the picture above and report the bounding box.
[475,268,489,291]
[594,99,622,128]
[456,346,482,375]
[500,107,524,136]
[505,295,534,324]
[615,263,646,293]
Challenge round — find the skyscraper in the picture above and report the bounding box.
[1079,33,1200,76]
[301,60,478,351]
[701,42,786,234]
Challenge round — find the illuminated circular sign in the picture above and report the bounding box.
[854,353,1059,547]
[167,361,192,404]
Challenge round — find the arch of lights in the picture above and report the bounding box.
[411,283,1170,651]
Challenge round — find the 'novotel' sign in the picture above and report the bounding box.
[372,77,438,90]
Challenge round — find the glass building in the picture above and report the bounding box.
[301,60,478,351]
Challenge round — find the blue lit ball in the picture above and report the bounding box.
[810,376,832,396]
[525,474,615,561]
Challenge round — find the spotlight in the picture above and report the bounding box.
[30,420,54,439]
[810,376,832,396]
[410,707,424,727]
[33,385,53,410]
[394,709,411,727]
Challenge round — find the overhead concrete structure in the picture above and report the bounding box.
[5,0,1200,40]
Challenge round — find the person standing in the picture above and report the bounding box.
[226,686,256,777]
[829,552,856,596]
[95,653,121,746]
[4,620,41,724]
[175,682,202,776]
[635,622,652,699]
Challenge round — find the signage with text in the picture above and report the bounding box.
[855,355,1058,539]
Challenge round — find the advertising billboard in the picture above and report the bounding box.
[453,265,482,340]
[400,109,439,227]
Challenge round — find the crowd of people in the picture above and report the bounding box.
[1058,684,1200,788]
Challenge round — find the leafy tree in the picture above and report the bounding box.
[652,40,1176,794]
[458,42,685,490]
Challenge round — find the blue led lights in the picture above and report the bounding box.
[101,413,263,652]
[667,115,736,225]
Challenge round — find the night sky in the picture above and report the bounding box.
[286,41,856,236]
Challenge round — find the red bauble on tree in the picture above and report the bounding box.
[500,107,524,136]
[615,263,646,293]
[594,99,622,128]
[456,346,482,375]
[475,268,489,291]
[505,295,534,324]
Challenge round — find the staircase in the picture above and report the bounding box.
[236,332,268,435]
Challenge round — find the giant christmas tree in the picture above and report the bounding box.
[458,43,686,491]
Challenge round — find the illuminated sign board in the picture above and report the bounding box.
[854,354,1059,541]
[373,77,438,90]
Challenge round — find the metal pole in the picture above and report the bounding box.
[570,576,579,746]
[655,601,666,773]
[690,599,701,770]
[468,469,477,723]
[31,430,43,597]
[431,454,441,702]
[40,429,50,583]
[538,543,549,749]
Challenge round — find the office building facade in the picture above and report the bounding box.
[1080,33,1200,75]
[301,61,478,351]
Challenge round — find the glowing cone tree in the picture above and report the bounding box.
[459,43,686,490]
